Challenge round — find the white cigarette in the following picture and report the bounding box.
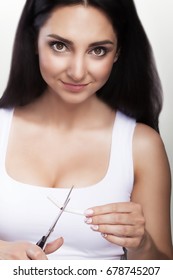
[47,196,84,216]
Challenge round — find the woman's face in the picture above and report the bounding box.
[37,4,118,105]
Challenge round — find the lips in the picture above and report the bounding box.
[61,81,89,92]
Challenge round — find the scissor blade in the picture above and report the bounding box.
[36,186,74,249]
[46,186,74,236]
[63,185,74,205]
[49,198,70,232]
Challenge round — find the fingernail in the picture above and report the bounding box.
[90,225,99,231]
[84,209,94,216]
[101,233,108,238]
[84,217,92,224]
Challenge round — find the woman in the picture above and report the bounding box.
[0,0,172,259]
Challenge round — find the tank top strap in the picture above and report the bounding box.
[110,110,136,159]
[106,111,136,193]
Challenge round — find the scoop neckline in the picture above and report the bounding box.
[1,107,119,192]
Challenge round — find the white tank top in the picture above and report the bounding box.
[0,108,136,259]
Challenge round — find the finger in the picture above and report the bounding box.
[90,224,144,238]
[44,237,64,255]
[26,246,48,260]
[85,213,135,226]
[94,212,144,226]
[84,202,141,217]
[101,234,142,249]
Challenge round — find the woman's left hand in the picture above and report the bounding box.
[84,202,146,252]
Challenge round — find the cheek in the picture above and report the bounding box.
[93,59,114,83]
[37,45,66,79]
[38,54,58,78]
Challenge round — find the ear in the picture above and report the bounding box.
[113,49,120,63]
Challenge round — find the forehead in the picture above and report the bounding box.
[39,4,116,42]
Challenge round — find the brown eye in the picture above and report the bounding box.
[49,41,67,52]
[92,47,106,57]
[54,42,65,51]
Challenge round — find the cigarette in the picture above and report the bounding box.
[47,196,84,216]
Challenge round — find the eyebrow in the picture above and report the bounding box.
[47,34,115,47]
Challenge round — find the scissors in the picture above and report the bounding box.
[36,186,74,250]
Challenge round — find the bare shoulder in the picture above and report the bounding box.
[133,123,165,152]
[133,123,170,175]
[132,122,171,202]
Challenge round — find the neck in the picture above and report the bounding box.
[31,90,112,130]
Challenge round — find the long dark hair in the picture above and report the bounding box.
[0,0,162,131]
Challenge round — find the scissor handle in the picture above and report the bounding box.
[36,235,47,249]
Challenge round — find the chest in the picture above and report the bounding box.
[5,124,113,188]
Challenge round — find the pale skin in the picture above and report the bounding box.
[0,4,172,259]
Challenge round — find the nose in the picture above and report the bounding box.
[66,53,87,82]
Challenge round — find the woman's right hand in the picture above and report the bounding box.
[0,237,63,260]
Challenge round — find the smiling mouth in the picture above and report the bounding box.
[61,81,89,92]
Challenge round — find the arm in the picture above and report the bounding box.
[84,124,173,259]
[128,124,172,259]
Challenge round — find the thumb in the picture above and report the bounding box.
[44,237,64,255]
